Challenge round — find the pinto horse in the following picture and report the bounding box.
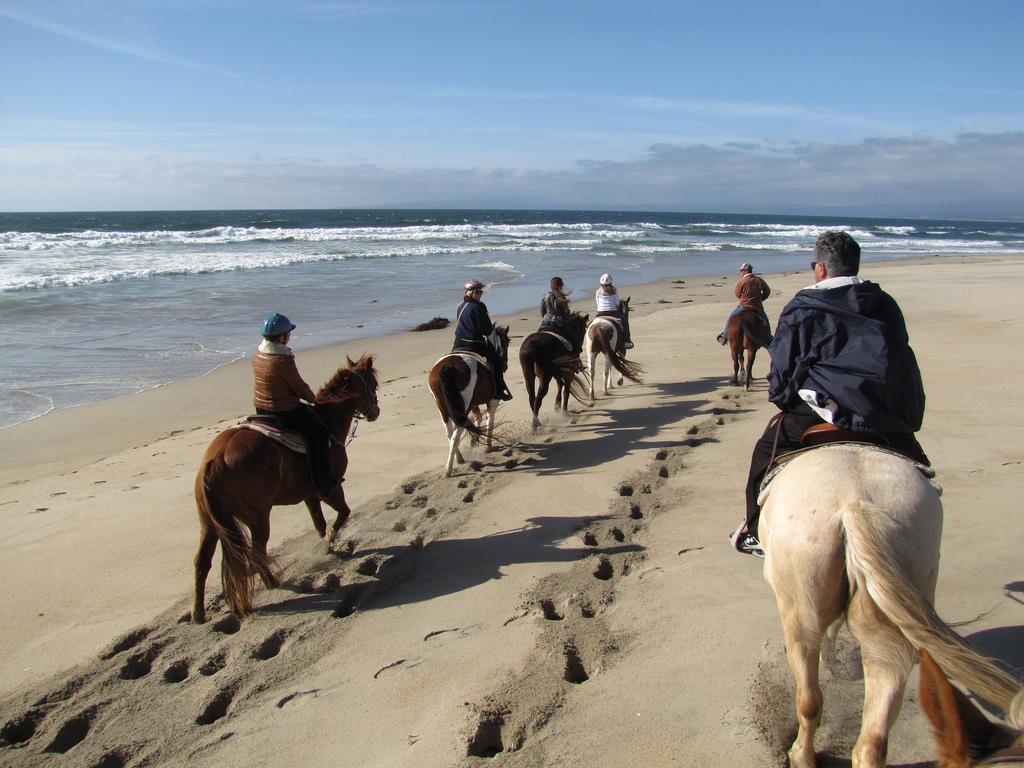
[726,309,771,390]
[192,354,380,623]
[428,326,510,477]
[583,298,643,399]
[519,311,590,430]
[758,443,1020,768]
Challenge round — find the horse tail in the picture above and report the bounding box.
[439,363,486,441]
[739,314,771,348]
[842,501,1020,710]
[195,453,268,619]
[603,341,644,384]
[552,353,592,404]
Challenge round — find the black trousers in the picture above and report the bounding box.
[256,404,333,489]
[743,402,929,535]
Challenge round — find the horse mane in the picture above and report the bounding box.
[316,353,377,403]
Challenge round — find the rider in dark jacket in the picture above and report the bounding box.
[732,232,929,558]
[453,279,513,401]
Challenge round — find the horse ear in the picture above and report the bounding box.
[919,649,1010,765]
[346,355,354,367]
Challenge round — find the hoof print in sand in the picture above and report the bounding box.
[163,659,190,684]
[211,615,241,635]
[655,450,668,460]
[355,557,379,576]
[592,556,614,580]
[617,484,633,496]
[470,460,484,471]
[609,527,625,542]
[118,643,163,680]
[252,629,289,661]
[582,532,598,546]
[1,708,45,746]
[466,711,506,758]
[462,489,476,503]
[195,688,234,726]
[629,504,643,519]
[333,584,367,618]
[100,627,151,660]
[199,652,227,677]
[539,599,563,621]
[563,644,589,684]
[319,572,342,592]
[44,705,100,754]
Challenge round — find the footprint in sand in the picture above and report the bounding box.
[252,630,289,661]
[119,643,164,680]
[199,652,227,677]
[163,660,190,684]
[100,628,152,660]
[44,705,102,754]
[211,615,241,636]
[593,556,614,580]
[195,688,234,726]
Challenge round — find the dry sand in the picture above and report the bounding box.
[1,255,1022,767]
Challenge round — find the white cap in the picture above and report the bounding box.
[599,273,612,285]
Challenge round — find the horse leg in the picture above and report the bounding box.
[604,350,613,394]
[555,376,567,413]
[321,484,352,549]
[192,526,218,624]
[445,422,463,477]
[588,349,598,400]
[524,367,539,430]
[730,338,741,387]
[485,403,497,452]
[616,347,626,386]
[744,345,755,390]
[304,498,328,539]
[534,373,551,429]
[250,517,280,590]
[846,591,915,768]
[764,520,847,768]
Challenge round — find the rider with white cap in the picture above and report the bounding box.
[595,273,633,349]
[452,279,513,401]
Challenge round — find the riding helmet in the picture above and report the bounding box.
[464,278,485,292]
[261,312,296,338]
[600,273,613,285]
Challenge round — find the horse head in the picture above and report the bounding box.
[493,325,511,371]
[566,312,590,350]
[621,296,631,316]
[316,354,381,424]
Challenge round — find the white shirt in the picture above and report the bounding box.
[595,287,620,313]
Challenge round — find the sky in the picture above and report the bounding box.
[1,0,1022,218]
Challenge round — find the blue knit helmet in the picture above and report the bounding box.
[260,312,296,338]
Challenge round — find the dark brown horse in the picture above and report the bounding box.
[427,326,510,477]
[584,297,643,399]
[192,354,380,623]
[519,311,590,430]
[727,309,771,390]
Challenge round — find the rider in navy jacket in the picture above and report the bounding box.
[453,279,513,401]
[731,232,928,558]
[767,279,925,434]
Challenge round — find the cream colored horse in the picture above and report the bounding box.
[759,444,1020,768]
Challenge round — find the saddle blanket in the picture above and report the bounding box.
[538,330,573,352]
[589,316,623,332]
[234,421,308,453]
[435,351,492,371]
[758,442,939,506]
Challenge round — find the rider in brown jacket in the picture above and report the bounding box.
[253,313,336,497]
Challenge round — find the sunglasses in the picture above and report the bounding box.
[810,261,819,270]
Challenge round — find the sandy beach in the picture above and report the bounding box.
[1,254,1022,767]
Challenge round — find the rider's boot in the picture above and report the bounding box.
[496,372,513,401]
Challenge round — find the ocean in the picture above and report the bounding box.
[2,208,1022,429]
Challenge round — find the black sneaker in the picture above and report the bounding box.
[729,528,765,558]
[624,341,634,349]
[499,390,513,401]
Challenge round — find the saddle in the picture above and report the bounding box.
[590,316,623,333]
[538,330,574,352]
[435,351,492,372]
[236,416,308,454]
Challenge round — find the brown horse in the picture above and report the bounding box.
[726,309,771,390]
[759,443,1020,768]
[919,649,1024,767]
[584,298,643,399]
[192,354,380,623]
[519,311,590,430]
[428,326,510,477]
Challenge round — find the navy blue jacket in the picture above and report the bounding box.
[767,280,925,434]
[453,298,494,348]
